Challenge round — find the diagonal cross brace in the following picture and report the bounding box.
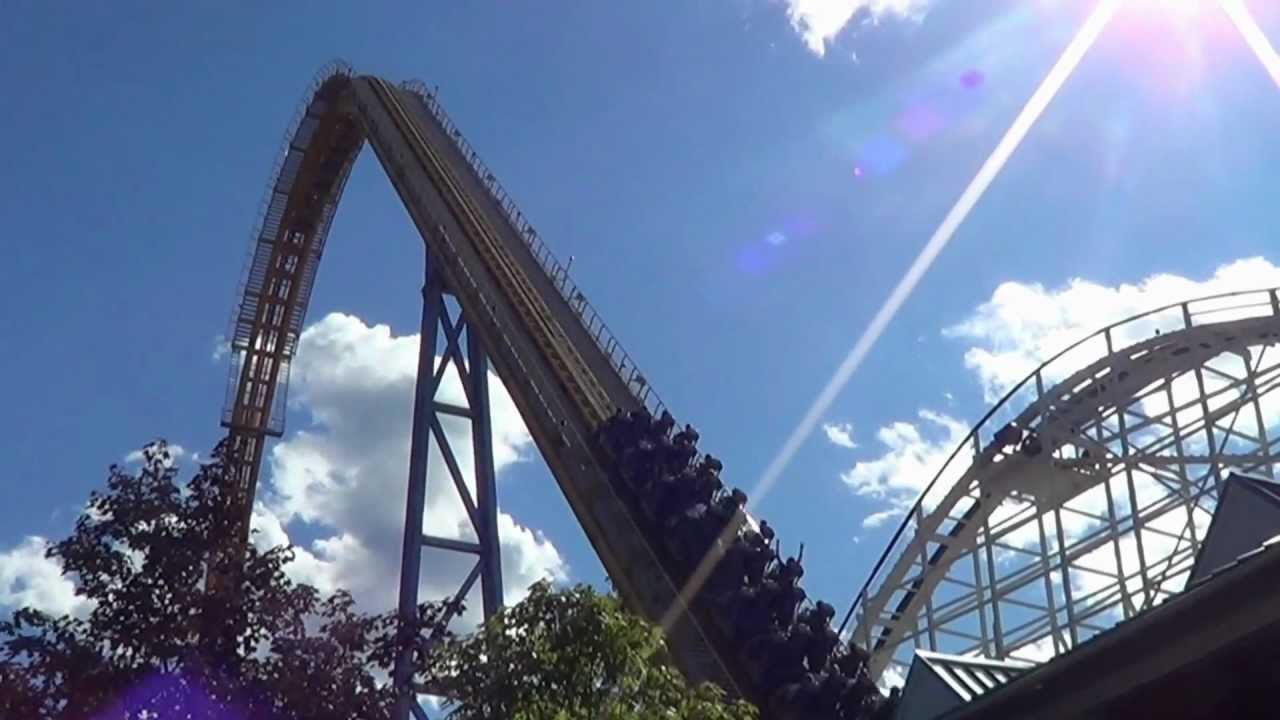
[394,250,505,720]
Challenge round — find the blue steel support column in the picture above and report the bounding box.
[469,337,504,618]
[394,252,444,720]
[394,249,506,720]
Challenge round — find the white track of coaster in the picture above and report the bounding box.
[849,288,1280,682]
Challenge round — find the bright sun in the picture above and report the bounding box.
[1127,0,1212,18]
[1121,0,1280,90]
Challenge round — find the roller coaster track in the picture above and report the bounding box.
[847,287,1280,680]
[219,63,1280,712]
[219,63,800,707]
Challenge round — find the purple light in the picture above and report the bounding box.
[960,69,985,89]
[896,103,947,143]
[853,166,864,178]
[89,668,254,720]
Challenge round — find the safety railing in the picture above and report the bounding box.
[390,75,809,553]
[397,79,668,421]
[222,61,357,436]
[226,60,354,352]
[434,223,571,452]
[352,82,573,452]
[388,72,879,686]
[843,286,1280,641]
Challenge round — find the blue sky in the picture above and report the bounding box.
[2,0,1280,640]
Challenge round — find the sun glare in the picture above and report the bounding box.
[655,0,1280,651]
[658,0,1124,639]
[1223,0,1280,87]
[1128,0,1211,17]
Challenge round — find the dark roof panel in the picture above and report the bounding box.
[1187,472,1280,585]
[941,528,1280,718]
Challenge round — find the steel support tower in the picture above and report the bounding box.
[215,64,1280,717]
[220,63,800,716]
[392,252,505,719]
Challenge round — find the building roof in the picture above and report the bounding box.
[1188,472,1280,584]
[939,529,1280,719]
[912,650,1036,704]
[895,651,1036,720]
[1186,530,1280,591]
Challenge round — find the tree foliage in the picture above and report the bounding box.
[430,581,757,720]
[0,440,446,720]
[0,440,761,719]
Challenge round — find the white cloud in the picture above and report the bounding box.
[1008,634,1059,664]
[840,410,968,512]
[781,0,929,57]
[1058,472,1210,611]
[878,662,906,690]
[123,444,187,466]
[253,313,567,621]
[212,334,231,362]
[0,537,90,618]
[843,257,1280,543]
[1,313,565,629]
[822,421,858,449]
[498,514,567,593]
[861,508,900,529]
[943,257,1280,403]
[840,257,1280,664]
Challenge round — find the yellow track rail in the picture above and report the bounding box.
[223,72,747,702]
[368,78,614,431]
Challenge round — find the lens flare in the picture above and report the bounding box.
[961,69,986,89]
[656,0,1280,658]
[658,0,1122,638]
[1223,0,1280,87]
[1128,0,1212,18]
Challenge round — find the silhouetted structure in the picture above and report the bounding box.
[220,63,892,719]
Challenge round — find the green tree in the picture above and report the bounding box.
[0,441,759,719]
[429,581,758,720]
[0,440,448,720]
